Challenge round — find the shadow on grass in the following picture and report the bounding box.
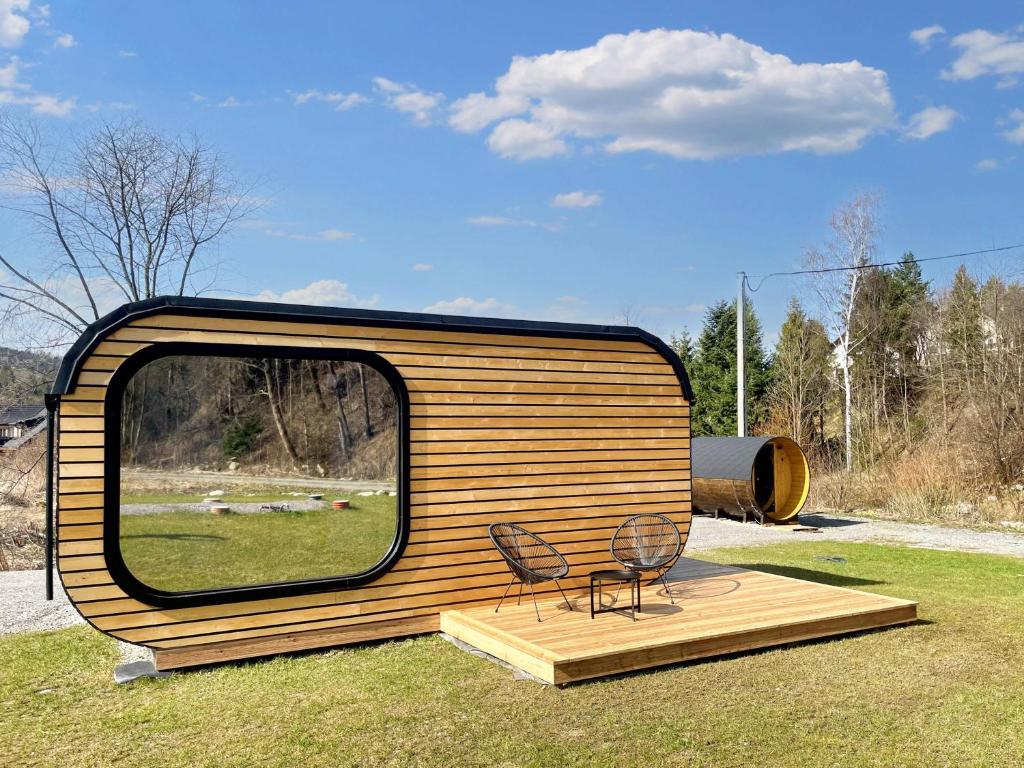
[121,533,226,542]
[725,563,887,588]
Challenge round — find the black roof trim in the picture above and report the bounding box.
[51,295,693,401]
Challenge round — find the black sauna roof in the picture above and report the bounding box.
[692,436,775,481]
[51,295,693,401]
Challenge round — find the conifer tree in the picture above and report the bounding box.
[689,299,772,436]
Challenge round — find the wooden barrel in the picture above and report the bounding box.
[692,436,809,522]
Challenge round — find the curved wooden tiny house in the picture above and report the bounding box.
[691,436,809,523]
[51,297,693,669]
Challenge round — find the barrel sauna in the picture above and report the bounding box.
[49,296,693,670]
[691,436,809,524]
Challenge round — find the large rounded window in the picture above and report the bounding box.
[108,345,407,604]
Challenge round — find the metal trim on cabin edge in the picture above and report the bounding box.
[50,295,694,402]
[100,342,412,610]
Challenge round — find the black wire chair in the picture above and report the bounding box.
[488,522,573,621]
[610,514,683,603]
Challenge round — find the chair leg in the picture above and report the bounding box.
[659,569,675,604]
[554,579,573,612]
[517,580,524,606]
[495,575,516,613]
[528,582,541,622]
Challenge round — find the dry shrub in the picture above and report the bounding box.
[809,438,1024,527]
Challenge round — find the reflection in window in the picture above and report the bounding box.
[118,354,399,593]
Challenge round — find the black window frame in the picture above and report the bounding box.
[103,341,410,609]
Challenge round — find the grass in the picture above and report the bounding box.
[120,495,397,591]
[4,541,1024,767]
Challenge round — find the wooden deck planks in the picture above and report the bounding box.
[439,557,918,685]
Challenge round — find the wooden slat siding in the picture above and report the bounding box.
[56,310,691,665]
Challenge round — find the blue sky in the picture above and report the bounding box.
[2,1,1024,343]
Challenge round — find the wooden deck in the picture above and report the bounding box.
[440,557,917,685]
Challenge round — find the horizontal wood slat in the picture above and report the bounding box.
[57,309,692,663]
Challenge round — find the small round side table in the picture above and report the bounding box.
[589,569,641,621]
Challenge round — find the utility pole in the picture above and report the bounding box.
[737,271,747,437]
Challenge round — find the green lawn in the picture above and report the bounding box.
[120,496,397,591]
[4,542,1024,767]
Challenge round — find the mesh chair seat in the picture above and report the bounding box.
[488,522,572,620]
[610,514,683,602]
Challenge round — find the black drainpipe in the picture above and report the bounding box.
[43,394,58,601]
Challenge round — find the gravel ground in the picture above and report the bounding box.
[4,511,1024,636]
[120,499,328,515]
[0,570,83,635]
[685,512,1024,558]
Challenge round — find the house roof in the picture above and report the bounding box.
[0,404,46,425]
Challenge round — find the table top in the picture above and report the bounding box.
[589,569,640,581]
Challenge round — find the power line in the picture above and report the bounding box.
[744,242,1024,292]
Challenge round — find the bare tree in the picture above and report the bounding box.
[256,358,300,468]
[0,118,254,345]
[804,192,881,471]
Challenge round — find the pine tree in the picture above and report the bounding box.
[670,330,695,373]
[689,299,771,436]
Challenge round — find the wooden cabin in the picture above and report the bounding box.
[51,296,693,670]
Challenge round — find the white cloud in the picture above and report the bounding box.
[551,190,602,208]
[903,105,958,140]
[910,25,945,49]
[412,262,433,272]
[118,50,137,58]
[421,296,514,317]
[292,88,366,111]
[449,91,530,132]
[0,56,74,116]
[373,76,443,125]
[0,53,20,87]
[487,118,568,160]
[53,31,74,48]
[373,76,404,93]
[539,295,591,323]
[0,0,30,48]
[217,96,242,108]
[256,279,378,308]
[1003,109,1024,145]
[975,158,999,171]
[466,214,560,231]
[373,76,444,125]
[943,28,1024,85]
[261,225,355,242]
[449,28,895,161]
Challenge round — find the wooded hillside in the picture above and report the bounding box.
[122,356,398,480]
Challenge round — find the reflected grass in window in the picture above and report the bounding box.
[119,494,397,592]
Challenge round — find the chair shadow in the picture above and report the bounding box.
[666,578,742,600]
[725,563,887,588]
